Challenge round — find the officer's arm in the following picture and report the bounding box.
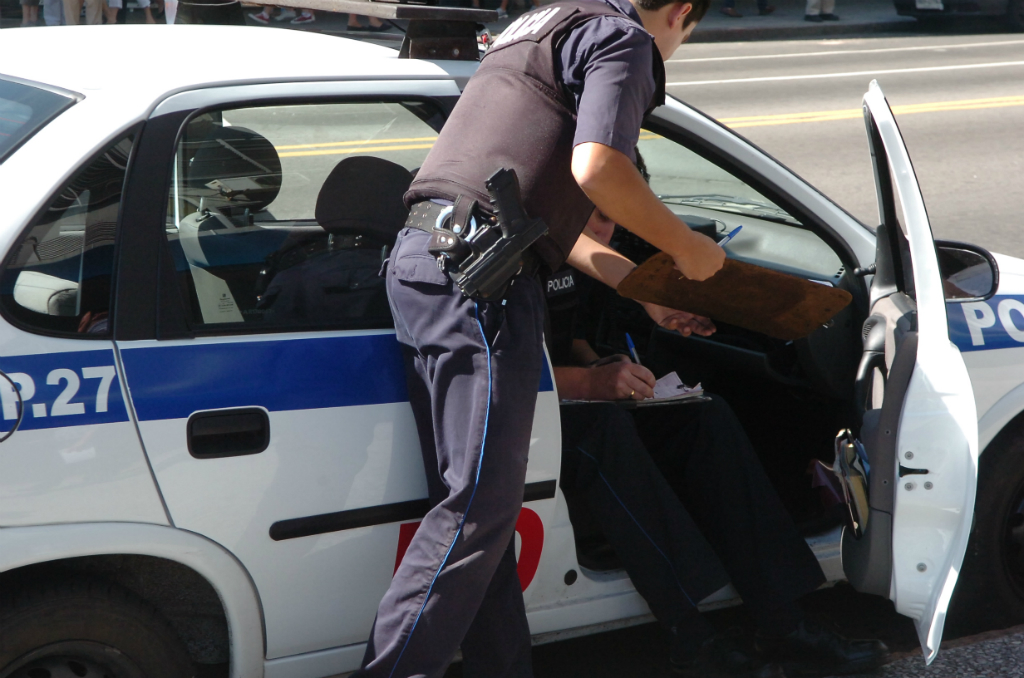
[571,142,725,282]
[567,230,716,337]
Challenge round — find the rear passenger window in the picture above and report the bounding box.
[0,135,133,336]
[165,101,442,333]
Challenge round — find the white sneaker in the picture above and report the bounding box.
[273,7,296,20]
[496,7,507,18]
[248,10,270,23]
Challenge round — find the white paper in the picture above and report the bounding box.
[653,371,702,400]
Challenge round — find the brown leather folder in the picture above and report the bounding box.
[617,254,853,341]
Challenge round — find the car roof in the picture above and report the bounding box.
[0,25,452,107]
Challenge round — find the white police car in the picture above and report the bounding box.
[0,19,1017,678]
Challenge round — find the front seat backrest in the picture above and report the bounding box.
[314,156,412,242]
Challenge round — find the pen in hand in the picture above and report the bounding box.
[625,333,641,366]
[717,225,743,248]
[679,225,744,280]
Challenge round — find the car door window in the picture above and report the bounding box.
[637,130,844,283]
[164,101,442,332]
[0,134,133,336]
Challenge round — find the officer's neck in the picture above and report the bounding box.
[630,0,694,61]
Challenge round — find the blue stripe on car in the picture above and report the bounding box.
[120,334,554,422]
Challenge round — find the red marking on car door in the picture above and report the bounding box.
[393,507,544,591]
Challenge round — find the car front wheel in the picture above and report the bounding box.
[0,579,193,678]
[948,420,1024,635]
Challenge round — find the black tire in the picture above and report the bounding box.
[0,579,194,678]
[1010,0,1024,31]
[948,421,1024,635]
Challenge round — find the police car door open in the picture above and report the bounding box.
[860,80,979,663]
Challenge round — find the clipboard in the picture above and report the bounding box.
[560,394,711,410]
[617,254,853,341]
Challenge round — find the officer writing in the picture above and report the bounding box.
[359,0,723,676]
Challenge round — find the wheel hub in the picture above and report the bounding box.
[1,642,145,678]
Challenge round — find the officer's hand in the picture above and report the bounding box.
[671,231,726,282]
[589,361,656,401]
[641,302,716,337]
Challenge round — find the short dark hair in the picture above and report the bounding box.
[633,0,710,26]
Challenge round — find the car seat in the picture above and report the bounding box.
[256,156,413,327]
[174,124,285,324]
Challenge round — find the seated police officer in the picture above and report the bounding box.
[548,207,890,678]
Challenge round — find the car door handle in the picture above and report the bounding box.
[187,408,270,459]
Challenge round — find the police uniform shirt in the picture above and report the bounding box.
[557,0,659,164]
[408,0,665,271]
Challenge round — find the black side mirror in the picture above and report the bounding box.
[935,240,999,302]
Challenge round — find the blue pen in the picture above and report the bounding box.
[625,333,641,366]
[717,225,743,248]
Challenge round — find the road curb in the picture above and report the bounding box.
[689,18,919,43]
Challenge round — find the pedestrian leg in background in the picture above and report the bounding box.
[61,0,81,24]
[360,227,542,678]
[805,0,837,20]
[162,0,176,22]
[42,0,63,24]
[20,0,39,26]
[103,0,118,24]
[720,0,741,18]
[83,0,101,23]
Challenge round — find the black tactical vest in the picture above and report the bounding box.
[407,1,666,272]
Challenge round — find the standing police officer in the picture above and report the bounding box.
[360,0,723,676]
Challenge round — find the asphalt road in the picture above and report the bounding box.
[451,28,1024,678]
[665,30,1024,259]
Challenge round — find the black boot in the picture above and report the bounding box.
[672,629,784,678]
[755,620,889,677]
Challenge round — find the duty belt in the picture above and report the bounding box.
[406,200,543,281]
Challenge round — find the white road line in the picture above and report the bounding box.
[667,38,1024,64]
[666,60,1024,86]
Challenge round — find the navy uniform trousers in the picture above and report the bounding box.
[359,227,542,678]
[559,396,825,640]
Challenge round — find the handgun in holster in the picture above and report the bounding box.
[428,168,548,300]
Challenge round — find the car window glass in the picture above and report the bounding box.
[638,130,843,282]
[165,101,441,332]
[0,135,132,336]
[0,77,77,164]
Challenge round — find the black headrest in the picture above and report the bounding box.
[315,156,412,240]
[185,124,282,213]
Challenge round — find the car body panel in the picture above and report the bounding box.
[863,81,979,662]
[0,522,265,678]
[117,329,553,658]
[0,328,168,527]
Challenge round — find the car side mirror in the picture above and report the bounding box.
[936,240,999,302]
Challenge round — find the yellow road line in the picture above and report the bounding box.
[276,136,438,151]
[279,142,437,158]
[719,94,1024,129]
[273,94,1024,157]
